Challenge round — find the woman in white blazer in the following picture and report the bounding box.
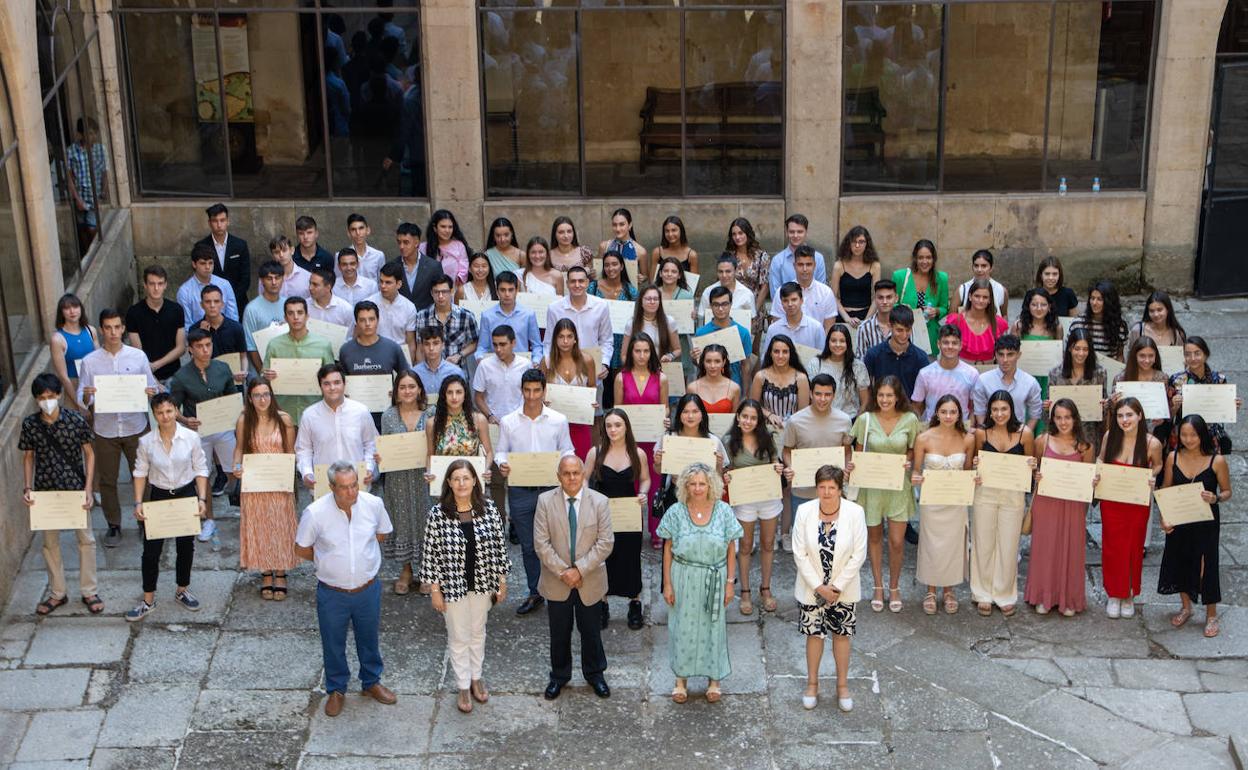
[792,465,867,713]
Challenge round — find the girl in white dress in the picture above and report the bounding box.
[519,236,562,296]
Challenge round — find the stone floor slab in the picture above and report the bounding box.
[1112,658,1204,691]
[89,747,178,770]
[0,711,29,764]
[888,731,994,770]
[177,730,303,770]
[304,694,434,755]
[1184,692,1248,737]
[878,666,990,731]
[191,689,312,731]
[1117,736,1236,769]
[97,683,197,748]
[0,668,91,710]
[23,618,130,666]
[15,709,102,762]
[205,631,323,690]
[127,626,218,683]
[773,741,895,770]
[1146,606,1246,659]
[1010,689,1166,765]
[996,657,1070,686]
[428,693,558,753]
[985,717,1097,770]
[1079,687,1192,734]
[1054,656,1115,687]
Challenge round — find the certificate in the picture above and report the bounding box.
[142,497,201,540]
[1183,384,1237,423]
[194,392,243,436]
[506,451,561,487]
[976,451,1033,493]
[240,453,296,493]
[545,383,595,425]
[459,298,499,319]
[1019,340,1064,377]
[93,374,148,414]
[708,413,735,437]
[609,497,644,533]
[583,347,603,372]
[705,308,753,330]
[214,353,246,376]
[618,404,665,442]
[606,300,636,335]
[794,343,821,368]
[668,299,697,335]
[1036,457,1095,503]
[313,462,369,499]
[1048,385,1104,422]
[427,455,486,494]
[919,469,977,506]
[1101,356,1126,384]
[1094,462,1153,507]
[306,318,349,352]
[252,323,289,361]
[1154,482,1214,526]
[684,272,700,291]
[789,446,846,489]
[693,325,746,363]
[1114,381,1169,420]
[624,260,639,287]
[1157,345,1186,376]
[516,293,555,327]
[663,361,686,397]
[728,464,782,505]
[849,451,906,491]
[376,431,427,472]
[269,358,322,396]
[660,435,718,475]
[1059,315,1078,338]
[346,374,393,412]
[910,317,932,356]
[28,491,88,531]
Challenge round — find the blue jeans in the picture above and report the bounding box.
[316,579,383,694]
[508,486,543,596]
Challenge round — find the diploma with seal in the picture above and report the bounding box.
[976,451,1033,493]
[1019,339,1064,377]
[214,352,246,377]
[728,464,782,505]
[93,374,149,414]
[659,435,718,475]
[376,431,428,472]
[794,343,821,368]
[919,469,977,506]
[1101,356,1126,383]
[1183,383,1237,423]
[504,451,561,487]
[1154,482,1215,526]
[789,446,846,489]
[848,451,906,491]
[910,318,932,356]
[516,293,555,327]
[427,455,487,493]
[313,462,370,499]
[618,404,665,442]
[1048,384,1104,421]
[194,393,243,436]
[606,300,636,335]
[1157,345,1186,376]
[269,358,322,396]
[240,453,296,493]
[306,318,349,351]
[708,413,735,437]
[252,323,289,361]
[28,491,89,531]
[663,362,686,397]
[668,299,697,334]
[609,497,644,533]
[545,383,595,425]
[1113,381,1169,420]
[693,325,746,363]
[704,308,753,330]
[1036,457,1095,503]
[346,374,393,412]
[1094,463,1153,506]
[142,497,201,540]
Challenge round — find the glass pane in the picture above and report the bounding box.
[120,12,230,196]
[942,2,1049,192]
[583,9,680,196]
[481,9,580,196]
[1211,65,1248,192]
[683,9,782,196]
[1045,1,1155,192]
[36,0,85,97]
[327,11,427,197]
[842,3,942,193]
[0,153,39,390]
[43,88,90,280]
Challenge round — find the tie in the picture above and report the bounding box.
[567,497,578,560]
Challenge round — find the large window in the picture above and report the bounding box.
[479,0,783,198]
[115,1,427,200]
[843,1,1157,194]
[0,67,41,405]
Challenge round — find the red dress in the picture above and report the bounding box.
[1100,460,1151,599]
[622,370,662,537]
[1023,441,1089,613]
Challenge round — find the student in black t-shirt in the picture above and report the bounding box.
[293,215,335,273]
[196,284,247,384]
[125,265,186,382]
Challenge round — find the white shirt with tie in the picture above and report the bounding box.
[494,405,575,466]
[134,424,209,491]
[295,397,379,480]
[295,490,393,590]
[562,485,586,559]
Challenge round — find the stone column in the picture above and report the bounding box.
[1142,0,1228,291]
[785,1,842,251]
[0,1,66,340]
[86,0,132,208]
[421,0,486,233]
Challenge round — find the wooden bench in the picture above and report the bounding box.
[842,87,887,162]
[638,81,782,171]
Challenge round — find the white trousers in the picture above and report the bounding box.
[201,430,236,468]
[970,486,1026,607]
[443,591,492,689]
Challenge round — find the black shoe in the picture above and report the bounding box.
[516,595,545,616]
[211,473,229,497]
[905,523,919,545]
[601,601,610,630]
[627,600,643,630]
[508,522,519,545]
[590,679,611,698]
[544,680,565,700]
[102,526,122,548]
[228,487,240,508]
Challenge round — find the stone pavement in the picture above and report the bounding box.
[0,296,1246,769]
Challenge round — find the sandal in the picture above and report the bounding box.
[1171,608,1192,628]
[81,595,104,614]
[36,595,68,616]
[457,690,473,714]
[943,592,959,615]
[470,679,489,704]
[889,588,903,614]
[1001,604,1017,618]
[871,587,885,613]
[394,580,411,596]
[272,574,287,602]
[1204,616,1220,638]
[977,602,992,617]
[259,572,274,601]
[706,683,722,703]
[922,592,937,615]
[759,586,778,613]
[738,589,753,616]
[671,679,688,704]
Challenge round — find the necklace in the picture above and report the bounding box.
[818,504,841,519]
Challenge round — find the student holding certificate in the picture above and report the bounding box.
[687,345,740,421]
[911,395,975,616]
[1013,288,1064,433]
[722,400,785,615]
[1110,337,1172,443]
[541,319,598,459]
[1098,397,1163,619]
[1024,399,1096,617]
[653,395,729,485]
[231,379,297,601]
[1168,336,1240,455]
[970,391,1035,617]
[1046,328,1108,450]
[262,297,337,425]
[127,394,210,622]
[379,371,430,596]
[940,278,1008,365]
[614,332,669,546]
[1158,416,1231,638]
[692,286,753,388]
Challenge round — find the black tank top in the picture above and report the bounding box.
[839,269,873,310]
[982,434,1025,455]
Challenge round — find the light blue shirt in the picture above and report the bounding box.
[241,295,286,352]
[177,275,239,331]
[694,319,751,387]
[476,303,544,361]
[762,314,826,354]
[972,367,1044,425]
[768,246,828,300]
[413,358,466,399]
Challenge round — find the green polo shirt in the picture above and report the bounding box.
[169,360,238,418]
[262,331,336,424]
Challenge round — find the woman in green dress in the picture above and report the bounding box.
[849,375,920,614]
[378,370,430,595]
[891,239,949,355]
[1013,288,1063,435]
[658,462,743,705]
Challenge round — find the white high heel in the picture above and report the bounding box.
[802,694,818,710]
[838,696,854,712]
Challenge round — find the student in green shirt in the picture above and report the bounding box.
[262,297,336,425]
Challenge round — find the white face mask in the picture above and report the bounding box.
[38,399,59,415]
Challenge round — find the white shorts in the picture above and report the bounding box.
[733,500,782,523]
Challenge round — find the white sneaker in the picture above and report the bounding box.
[1120,598,1136,618]
[838,696,854,712]
[781,533,793,553]
[1106,598,1121,618]
[1035,604,1050,615]
[198,519,217,542]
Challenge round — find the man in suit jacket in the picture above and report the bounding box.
[391,221,444,311]
[533,455,614,700]
[198,203,252,312]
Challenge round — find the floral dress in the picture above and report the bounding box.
[736,249,772,348]
[798,520,857,637]
[380,406,430,566]
[1169,367,1231,453]
[431,410,483,457]
[239,422,298,571]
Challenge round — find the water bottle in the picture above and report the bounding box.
[1092,177,1101,193]
[1058,177,1068,196]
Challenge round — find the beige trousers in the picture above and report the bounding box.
[970,486,1026,607]
[443,591,492,689]
[43,528,99,599]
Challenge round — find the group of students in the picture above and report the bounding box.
[21,204,1237,714]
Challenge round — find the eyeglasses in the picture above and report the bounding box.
[251,392,272,400]
[432,289,451,295]
[711,301,731,309]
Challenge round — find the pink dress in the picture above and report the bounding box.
[421,240,468,284]
[621,370,662,537]
[1023,441,1089,613]
[942,313,1008,364]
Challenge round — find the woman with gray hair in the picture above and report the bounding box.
[657,462,743,704]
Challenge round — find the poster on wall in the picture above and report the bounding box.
[191,13,254,123]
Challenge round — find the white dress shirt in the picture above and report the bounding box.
[271,265,312,299]
[77,345,160,438]
[295,397,380,479]
[770,280,839,324]
[336,245,385,283]
[367,292,418,347]
[134,424,209,491]
[472,353,530,419]
[308,294,356,340]
[698,282,755,321]
[494,405,575,466]
[333,275,378,306]
[295,490,393,590]
[543,295,614,367]
[762,313,827,353]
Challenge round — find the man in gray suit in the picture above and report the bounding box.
[533,455,614,700]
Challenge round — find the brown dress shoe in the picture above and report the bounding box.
[324,691,345,717]
[362,683,397,705]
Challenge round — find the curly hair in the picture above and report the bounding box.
[674,462,723,505]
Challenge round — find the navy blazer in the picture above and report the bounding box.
[198,234,252,308]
